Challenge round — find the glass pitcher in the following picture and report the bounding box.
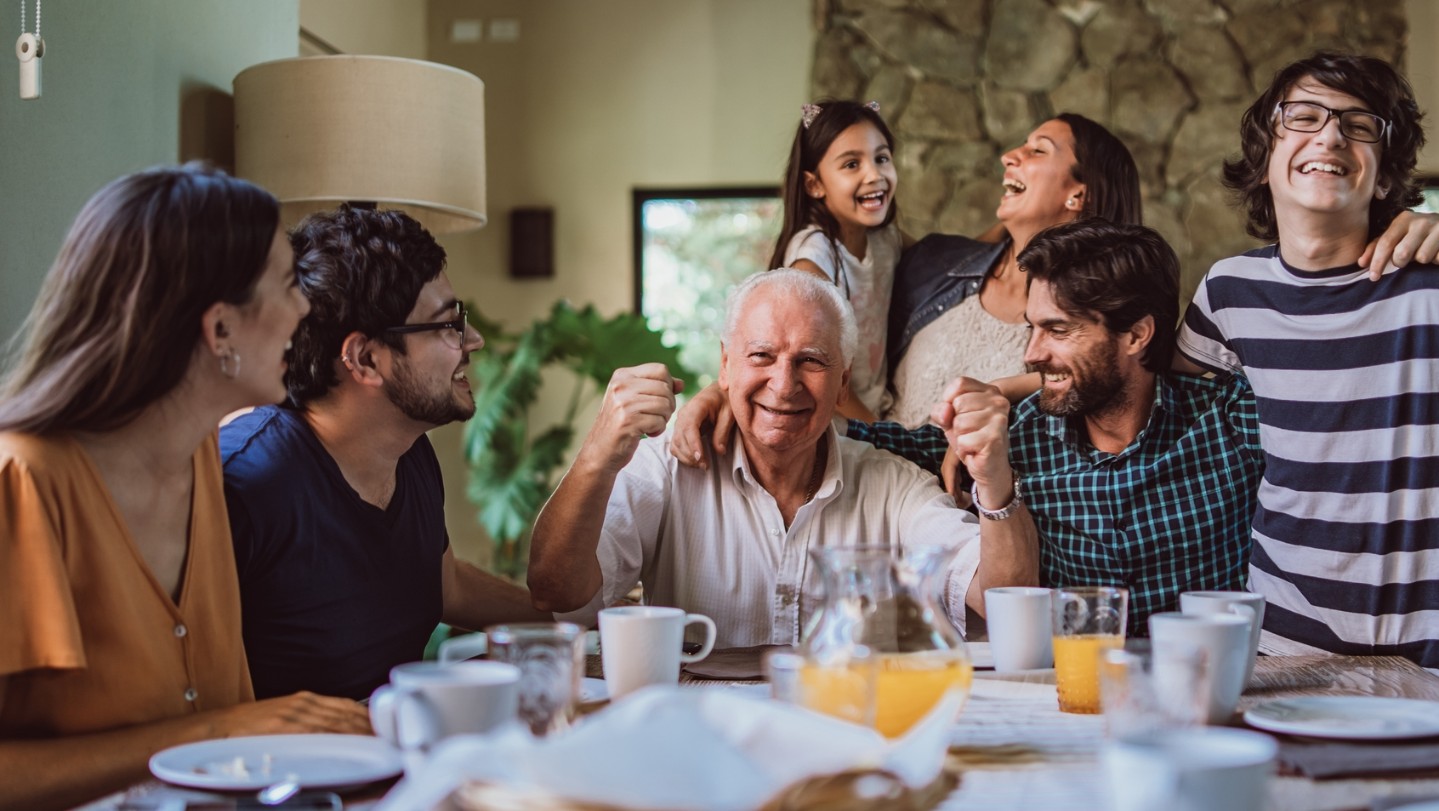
[797,543,973,737]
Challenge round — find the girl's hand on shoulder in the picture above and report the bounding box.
[1360,210,1439,280]
[670,382,731,470]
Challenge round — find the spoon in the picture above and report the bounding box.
[257,775,301,806]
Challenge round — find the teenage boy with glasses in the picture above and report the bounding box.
[1175,52,1439,671]
[220,205,547,701]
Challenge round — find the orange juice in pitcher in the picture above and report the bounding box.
[799,544,973,737]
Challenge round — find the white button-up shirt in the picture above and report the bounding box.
[558,427,981,647]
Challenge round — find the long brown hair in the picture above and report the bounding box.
[0,163,279,434]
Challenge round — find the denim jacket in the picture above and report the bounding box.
[886,234,1008,372]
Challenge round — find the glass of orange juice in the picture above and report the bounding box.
[1052,586,1128,714]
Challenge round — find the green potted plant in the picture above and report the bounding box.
[464,301,697,578]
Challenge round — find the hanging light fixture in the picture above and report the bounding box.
[234,55,486,235]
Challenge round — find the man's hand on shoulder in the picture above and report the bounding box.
[577,364,684,475]
[932,376,1014,506]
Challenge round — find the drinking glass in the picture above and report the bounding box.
[1098,640,1208,739]
[1051,586,1127,714]
[484,622,585,737]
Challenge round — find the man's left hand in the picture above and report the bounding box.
[932,376,1014,507]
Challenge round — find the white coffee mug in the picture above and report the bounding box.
[984,586,1054,671]
[1149,611,1251,724]
[1181,590,1266,685]
[369,660,520,750]
[1102,727,1276,811]
[598,606,716,700]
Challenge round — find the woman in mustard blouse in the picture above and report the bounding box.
[0,164,370,811]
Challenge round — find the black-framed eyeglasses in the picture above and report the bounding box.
[383,303,470,349]
[1273,100,1390,145]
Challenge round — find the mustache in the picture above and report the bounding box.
[1026,362,1068,376]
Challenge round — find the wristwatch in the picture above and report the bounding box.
[970,478,1023,521]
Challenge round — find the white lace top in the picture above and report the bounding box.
[885,293,1031,427]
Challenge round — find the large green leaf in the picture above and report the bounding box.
[462,303,697,570]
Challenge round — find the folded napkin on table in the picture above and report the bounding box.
[376,684,965,811]
[1276,739,1439,780]
[682,645,788,680]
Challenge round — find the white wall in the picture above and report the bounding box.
[301,0,426,58]
[0,0,298,347]
[425,0,813,565]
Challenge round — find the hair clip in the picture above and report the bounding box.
[801,103,823,129]
[865,101,881,113]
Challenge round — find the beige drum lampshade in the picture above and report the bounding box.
[234,55,486,235]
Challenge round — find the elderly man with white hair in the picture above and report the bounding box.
[528,269,1032,647]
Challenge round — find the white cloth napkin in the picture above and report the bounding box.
[376,684,964,811]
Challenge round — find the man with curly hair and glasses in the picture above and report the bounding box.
[1175,51,1439,670]
[220,205,547,700]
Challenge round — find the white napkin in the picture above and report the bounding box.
[376,684,964,811]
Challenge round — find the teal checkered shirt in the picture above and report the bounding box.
[850,372,1264,634]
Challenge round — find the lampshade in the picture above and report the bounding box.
[234,55,486,235]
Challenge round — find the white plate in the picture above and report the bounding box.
[580,676,608,702]
[150,734,403,791]
[1389,802,1439,811]
[1244,696,1439,740]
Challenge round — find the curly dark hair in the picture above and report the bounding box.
[1224,51,1425,242]
[285,205,447,406]
[1019,219,1179,374]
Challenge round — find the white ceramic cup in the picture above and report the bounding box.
[369,660,520,750]
[984,586,1054,671]
[598,606,717,700]
[1102,727,1276,811]
[1149,611,1251,724]
[1180,590,1266,686]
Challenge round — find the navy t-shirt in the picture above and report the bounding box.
[220,406,448,700]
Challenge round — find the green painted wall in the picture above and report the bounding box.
[0,0,299,351]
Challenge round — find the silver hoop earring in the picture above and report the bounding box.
[219,349,241,380]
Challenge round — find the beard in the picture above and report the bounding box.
[386,354,475,426]
[1030,339,1129,418]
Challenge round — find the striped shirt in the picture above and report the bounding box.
[850,372,1263,634]
[556,426,981,646]
[1177,245,1439,668]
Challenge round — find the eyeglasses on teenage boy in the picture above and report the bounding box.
[1273,100,1390,145]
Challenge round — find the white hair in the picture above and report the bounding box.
[721,268,858,368]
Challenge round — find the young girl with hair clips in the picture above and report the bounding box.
[771,99,905,422]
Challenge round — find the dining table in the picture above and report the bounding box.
[84,648,1439,811]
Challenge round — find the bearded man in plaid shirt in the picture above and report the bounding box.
[858,219,1264,634]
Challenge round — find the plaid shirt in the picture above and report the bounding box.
[851,373,1264,634]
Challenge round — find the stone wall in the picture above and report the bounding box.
[811,0,1407,300]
